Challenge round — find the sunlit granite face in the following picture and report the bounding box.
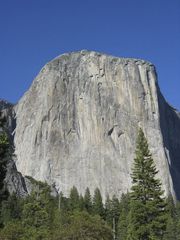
[13,50,180,200]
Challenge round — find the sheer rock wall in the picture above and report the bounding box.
[13,51,180,200]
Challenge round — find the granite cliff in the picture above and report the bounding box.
[5,51,180,200]
[0,100,27,196]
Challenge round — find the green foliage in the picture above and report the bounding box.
[21,183,53,229]
[92,188,104,218]
[1,194,22,225]
[54,211,113,240]
[163,196,179,240]
[0,220,24,240]
[0,132,9,154]
[57,191,70,212]
[79,194,85,211]
[105,194,120,239]
[21,226,49,240]
[1,181,180,240]
[127,128,167,240]
[0,220,50,240]
[117,193,130,240]
[111,195,120,223]
[84,187,92,213]
[22,201,49,228]
[105,195,112,225]
[69,186,80,211]
[163,215,177,240]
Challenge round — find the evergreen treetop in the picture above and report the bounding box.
[131,129,164,203]
[92,188,104,218]
[84,187,92,213]
[128,128,167,240]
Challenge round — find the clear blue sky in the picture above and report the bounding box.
[0,0,180,110]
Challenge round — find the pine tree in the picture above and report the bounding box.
[163,216,177,240]
[111,195,120,225]
[21,182,53,230]
[1,194,22,225]
[79,194,85,211]
[104,194,120,238]
[127,128,167,240]
[84,187,92,213]
[105,194,112,226]
[117,193,130,240]
[174,201,180,240]
[69,186,80,211]
[164,196,176,239]
[92,188,104,218]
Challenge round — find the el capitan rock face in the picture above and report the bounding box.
[13,51,180,200]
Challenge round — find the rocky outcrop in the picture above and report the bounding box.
[5,159,28,197]
[13,50,180,200]
[0,100,15,138]
[0,101,28,197]
[0,100,59,197]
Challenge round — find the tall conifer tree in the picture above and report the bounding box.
[92,188,104,218]
[117,193,130,240]
[127,128,167,240]
[84,187,92,213]
[69,186,80,210]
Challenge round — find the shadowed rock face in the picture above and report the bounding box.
[158,91,180,199]
[13,50,180,200]
[0,101,28,197]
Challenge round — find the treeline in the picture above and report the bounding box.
[0,184,180,240]
[0,182,120,239]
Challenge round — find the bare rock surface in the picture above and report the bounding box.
[5,159,28,197]
[13,51,180,200]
